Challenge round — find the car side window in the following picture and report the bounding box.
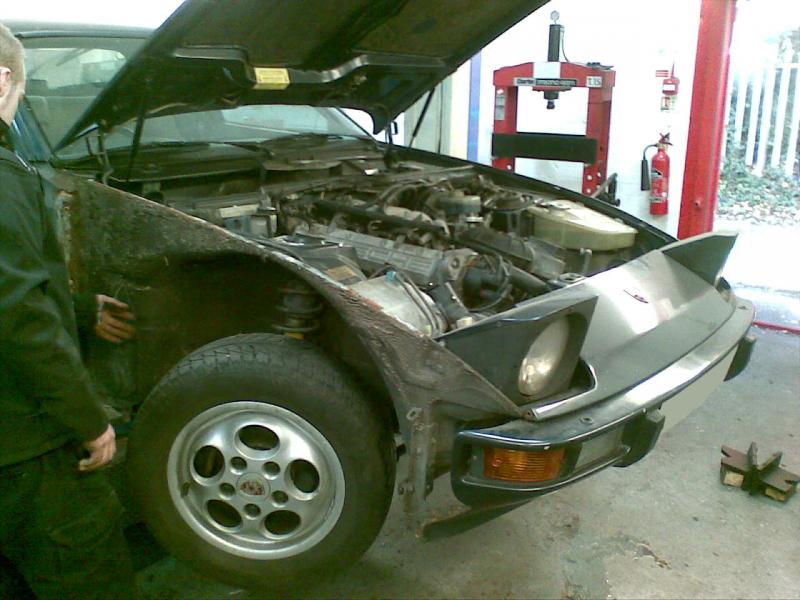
[27,48,126,91]
[22,39,142,146]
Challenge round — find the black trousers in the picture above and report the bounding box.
[0,445,135,599]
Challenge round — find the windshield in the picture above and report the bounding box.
[21,36,368,158]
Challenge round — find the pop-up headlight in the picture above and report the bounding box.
[439,292,597,406]
[518,318,571,396]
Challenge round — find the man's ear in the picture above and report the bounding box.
[0,67,12,99]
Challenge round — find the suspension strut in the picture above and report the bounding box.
[274,280,323,338]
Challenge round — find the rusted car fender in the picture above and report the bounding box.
[47,173,522,525]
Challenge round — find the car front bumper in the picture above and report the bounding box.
[451,298,755,508]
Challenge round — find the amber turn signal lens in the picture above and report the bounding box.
[483,447,565,483]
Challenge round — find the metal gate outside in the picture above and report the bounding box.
[725,56,800,178]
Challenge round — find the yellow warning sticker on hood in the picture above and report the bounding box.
[253,68,290,90]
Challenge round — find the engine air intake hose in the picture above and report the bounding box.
[508,266,550,296]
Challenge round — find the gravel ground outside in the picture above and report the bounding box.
[716,165,799,295]
[717,161,799,226]
[716,201,800,226]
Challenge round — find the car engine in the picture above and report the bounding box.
[140,162,638,336]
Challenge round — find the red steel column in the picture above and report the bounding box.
[492,85,519,172]
[584,86,613,196]
[678,0,737,239]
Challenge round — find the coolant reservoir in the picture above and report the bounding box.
[527,200,637,251]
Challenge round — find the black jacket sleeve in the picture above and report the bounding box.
[73,291,99,332]
[0,166,108,443]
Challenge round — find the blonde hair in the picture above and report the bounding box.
[0,22,24,83]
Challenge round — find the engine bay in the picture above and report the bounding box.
[118,156,638,336]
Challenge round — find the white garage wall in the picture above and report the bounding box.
[402,63,472,158]
[473,0,703,236]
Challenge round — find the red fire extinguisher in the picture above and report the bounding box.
[641,133,672,215]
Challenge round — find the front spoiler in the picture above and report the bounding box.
[451,298,755,508]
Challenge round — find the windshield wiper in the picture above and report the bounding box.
[264,132,382,151]
[135,141,213,149]
[268,132,354,142]
[112,140,278,154]
[211,134,384,161]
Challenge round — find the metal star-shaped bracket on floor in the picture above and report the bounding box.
[721,442,799,502]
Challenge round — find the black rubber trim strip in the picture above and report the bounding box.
[492,132,598,163]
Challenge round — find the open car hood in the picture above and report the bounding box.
[56,0,549,149]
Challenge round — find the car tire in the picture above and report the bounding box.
[128,333,395,591]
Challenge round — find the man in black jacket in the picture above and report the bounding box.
[0,22,136,599]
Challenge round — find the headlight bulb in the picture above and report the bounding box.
[518,319,571,397]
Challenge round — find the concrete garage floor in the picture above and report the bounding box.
[137,328,800,599]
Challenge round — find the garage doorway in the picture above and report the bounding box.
[717,2,800,331]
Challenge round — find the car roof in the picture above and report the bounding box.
[6,20,151,39]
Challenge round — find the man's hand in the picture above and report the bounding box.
[79,424,116,471]
[95,295,135,344]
